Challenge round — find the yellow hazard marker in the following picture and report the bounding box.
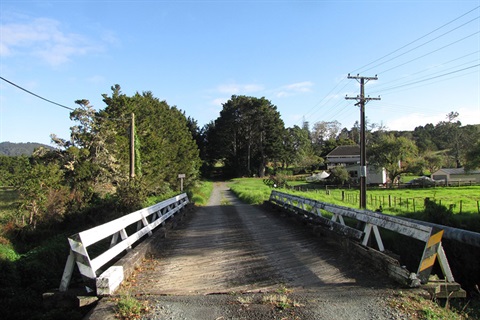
[417,229,444,283]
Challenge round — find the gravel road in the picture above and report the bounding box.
[122,182,409,319]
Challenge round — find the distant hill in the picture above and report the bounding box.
[0,142,54,156]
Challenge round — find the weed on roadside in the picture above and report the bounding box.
[262,294,301,310]
[115,294,149,320]
[387,290,474,319]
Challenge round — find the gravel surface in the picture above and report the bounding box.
[119,182,410,319]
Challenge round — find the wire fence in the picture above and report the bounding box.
[289,185,480,215]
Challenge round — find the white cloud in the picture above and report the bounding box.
[275,81,314,98]
[386,106,480,131]
[0,18,100,66]
[457,106,480,126]
[386,112,444,131]
[211,97,227,106]
[216,83,264,95]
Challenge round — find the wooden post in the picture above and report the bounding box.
[130,113,135,179]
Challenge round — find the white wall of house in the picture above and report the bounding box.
[345,165,387,185]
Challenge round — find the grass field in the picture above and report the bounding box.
[228,177,480,232]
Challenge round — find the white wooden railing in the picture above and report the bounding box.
[59,193,189,293]
[269,190,455,286]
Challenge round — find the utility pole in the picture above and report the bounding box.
[345,74,380,209]
[130,112,135,179]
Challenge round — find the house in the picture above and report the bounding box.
[431,168,480,184]
[326,145,387,185]
[326,145,360,169]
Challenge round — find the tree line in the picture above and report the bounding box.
[1,91,480,232]
[194,98,480,182]
[1,85,201,231]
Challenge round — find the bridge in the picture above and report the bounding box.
[54,182,479,319]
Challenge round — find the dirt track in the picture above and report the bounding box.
[122,182,409,319]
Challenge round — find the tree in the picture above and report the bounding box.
[15,158,66,228]
[209,95,284,177]
[282,125,319,170]
[368,133,418,184]
[465,140,480,171]
[311,120,341,147]
[423,151,444,174]
[0,155,29,186]
[101,86,201,194]
[432,111,463,167]
[412,123,437,153]
[330,166,349,185]
[51,99,119,206]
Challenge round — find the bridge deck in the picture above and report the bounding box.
[128,182,391,296]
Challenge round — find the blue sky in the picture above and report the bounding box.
[1,0,479,146]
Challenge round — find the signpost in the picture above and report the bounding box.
[178,174,186,192]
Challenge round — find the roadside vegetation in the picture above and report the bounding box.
[189,180,214,206]
[0,87,202,320]
[1,92,479,320]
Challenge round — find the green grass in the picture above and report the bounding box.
[228,178,273,205]
[226,178,480,232]
[189,180,214,206]
[115,294,146,319]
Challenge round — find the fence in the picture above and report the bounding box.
[341,192,480,214]
[269,190,456,287]
[290,185,480,214]
[59,193,189,294]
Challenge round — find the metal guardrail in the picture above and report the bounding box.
[59,193,189,293]
[269,190,455,285]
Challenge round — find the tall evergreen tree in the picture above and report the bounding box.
[101,85,201,194]
[209,95,284,177]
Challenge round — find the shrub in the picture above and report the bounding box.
[423,198,453,225]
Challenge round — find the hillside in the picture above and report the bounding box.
[0,141,54,156]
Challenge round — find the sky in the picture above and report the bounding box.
[0,0,479,146]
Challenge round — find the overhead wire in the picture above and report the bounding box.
[0,76,128,122]
[1,76,75,111]
[375,64,479,93]
[350,5,480,75]
[302,5,480,129]
[372,69,479,97]
[376,31,480,75]
[371,50,479,88]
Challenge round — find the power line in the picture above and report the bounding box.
[371,69,479,97]
[375,63,479,93]
[377,30,480,75]
[351,5,480,74]
[1,76,75,111]
[302,5,479,129]
[371,51,479,88]
[0,76,128,122]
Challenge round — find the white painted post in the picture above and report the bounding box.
[178,174,186,192]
